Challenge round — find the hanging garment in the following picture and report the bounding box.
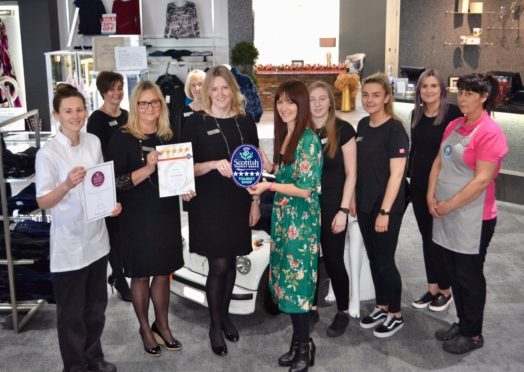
[164,1,200,38]
[0,19,21,107]
[112,0,141,35]
[155,73,186,141]
[231,67,263,123]
[73,0,106,35]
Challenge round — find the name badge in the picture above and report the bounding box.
[207,129,220,136]
[108,120,118,127]
[183,111,193,118]
[142,146,155,152]
[231,144,263,188]
[321,137,328,145]
[356,136,363,142]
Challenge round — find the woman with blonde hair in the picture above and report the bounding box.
[182,65,260,356]
[356,73,409,338]
[307,81,356,337]
[108,80,184,357]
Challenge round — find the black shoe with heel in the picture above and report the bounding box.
[209,328,227,356]
[139,329,161,357]
[278,337,299,367]
[108,275,132,302]
[289,338,316,372]
[151,322,182,351]
[221,317,239,342]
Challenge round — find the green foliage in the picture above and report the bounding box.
[231,42,259,73]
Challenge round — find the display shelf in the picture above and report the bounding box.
[143,36,215,48]
[3,131,53,145]
[0,109,47,333]
[444,11,496,14]
[443,42,494,46]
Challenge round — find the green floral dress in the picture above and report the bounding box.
[269,128,323,313]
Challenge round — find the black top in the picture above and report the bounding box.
[182,112,259,258]
[316,118,356,207]
[356,117,409,214]
[107,129,183,277]
[86,109,128,159]
[409,104,462,191]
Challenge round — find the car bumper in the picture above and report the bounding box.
[171,267,258,315]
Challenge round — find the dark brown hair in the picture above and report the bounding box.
[52,84,85,112]
[96,71,124,98]
[457,73,499,113]
[273,80,311,165]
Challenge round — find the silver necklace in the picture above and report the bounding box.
[213,116,244,159]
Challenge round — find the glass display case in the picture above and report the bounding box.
[44,51,94,129]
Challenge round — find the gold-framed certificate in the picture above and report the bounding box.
[156,142,195,198]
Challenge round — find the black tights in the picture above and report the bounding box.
[206,257,237,346]
[131,275,173,347]
[291,313,310,342]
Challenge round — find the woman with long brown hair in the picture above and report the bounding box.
[308,81,356,337]
[249,80,322,372]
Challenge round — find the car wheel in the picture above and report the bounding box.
[256,267,280,315]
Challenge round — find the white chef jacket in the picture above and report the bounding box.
[35,130,110,273]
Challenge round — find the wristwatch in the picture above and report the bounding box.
[339,207,350,214]
[379,209,390,216]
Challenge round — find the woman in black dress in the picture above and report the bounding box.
[107,80,183,357]
[87,71,131,301]
[410,69,462,311]
[308,81,356,337]
[182,65,260,356]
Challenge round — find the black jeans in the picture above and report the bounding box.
[411,186,451,289]
[52,255,109,372]
[437,218,496,337]
[319,203,349,311]
[357,208,403,313]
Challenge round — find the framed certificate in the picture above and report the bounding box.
[156,142,195,198]
[82,161,117,223]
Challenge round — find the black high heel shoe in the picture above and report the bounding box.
[221,318,239,342]
[108,275,132,302]
[209,329,227,356]
[139,329,161,357]
[289,338,316,372]
[151,322,182,351]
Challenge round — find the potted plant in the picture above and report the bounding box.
[231,41,259,75]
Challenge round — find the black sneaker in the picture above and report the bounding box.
[443,335,484,354]
[309,309,319,331]
[359,307,388,329]
[326,311,350,337]
[373,314,404,338]
[411,291,436,309]
[428,293,453,312]
[435,322,460,341]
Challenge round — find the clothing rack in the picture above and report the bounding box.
[0,109,46,333]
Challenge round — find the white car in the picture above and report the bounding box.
[170,225,279,315]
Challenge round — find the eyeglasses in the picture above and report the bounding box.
[137,100,161,110]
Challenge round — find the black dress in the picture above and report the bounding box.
[182,112,259,258]
[86,109,128,158]
[107,129,183,277]
[317,119,356,249]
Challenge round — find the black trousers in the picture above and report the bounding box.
[357,207,403,313]
[52,255,109,372]
[411,186,451,289]
[319,204,349,311]
[437,218,496,337]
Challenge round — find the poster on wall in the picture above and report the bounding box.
[93,37,125,71]
[115,46,148,71]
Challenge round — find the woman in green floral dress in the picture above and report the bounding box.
[249,80,322,372]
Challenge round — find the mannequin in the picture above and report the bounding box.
[325,215,375,318]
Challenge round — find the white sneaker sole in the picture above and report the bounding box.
[359,318,386,329]
[373,323,404,338]
[411,301,431,309]
[429,297,453,312]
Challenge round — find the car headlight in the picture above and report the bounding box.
[236,256,251,275]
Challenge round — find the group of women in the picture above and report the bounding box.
[35,63,507,372]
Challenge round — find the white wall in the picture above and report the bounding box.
[253,0,339,65]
